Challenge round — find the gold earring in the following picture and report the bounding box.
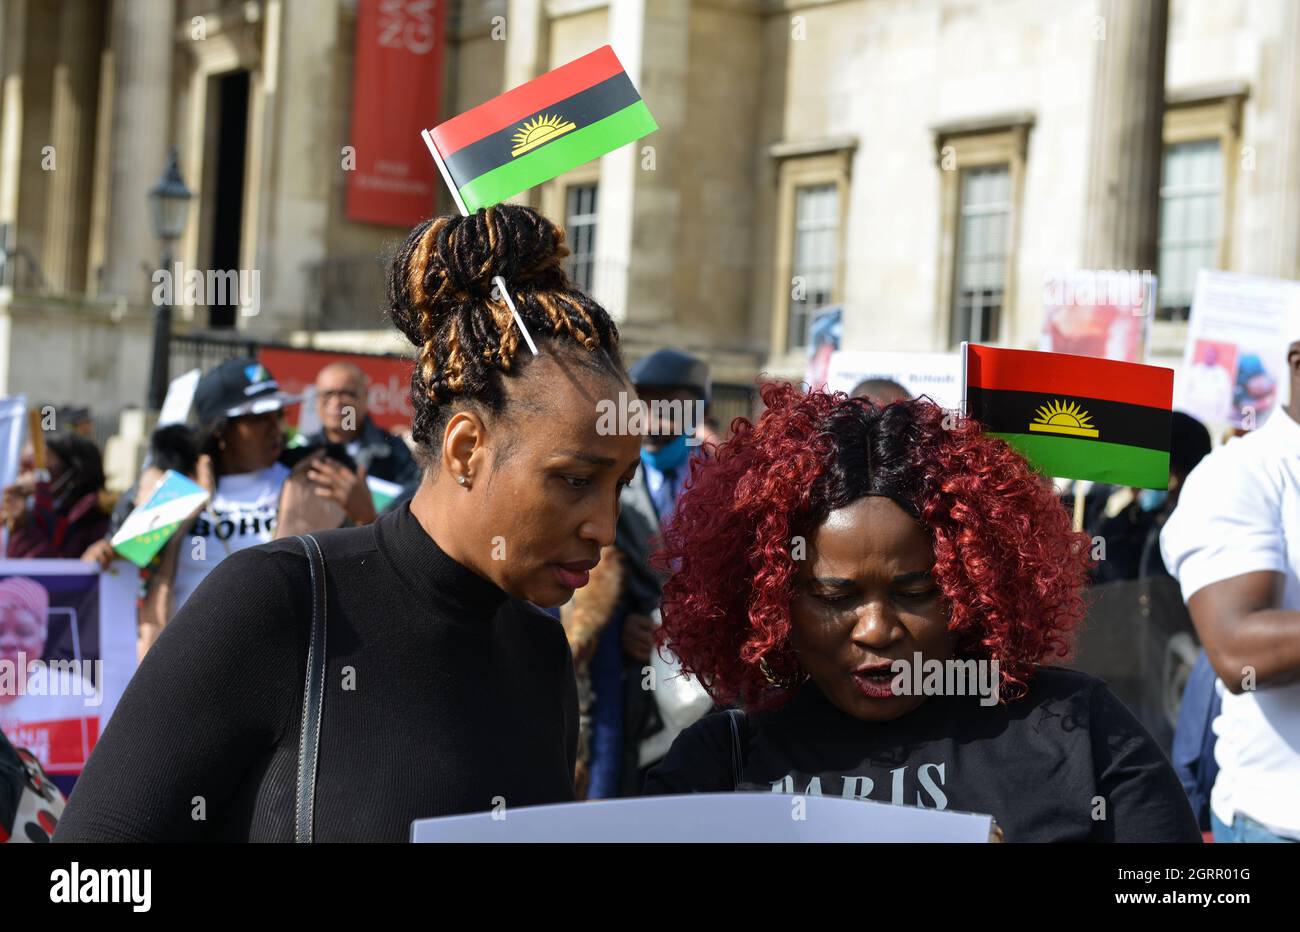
[759,654,805,690]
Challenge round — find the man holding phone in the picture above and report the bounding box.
[302,361,420,524]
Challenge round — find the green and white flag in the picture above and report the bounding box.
[111,470,210,567]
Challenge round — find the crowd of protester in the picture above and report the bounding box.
[1,202,1296,843]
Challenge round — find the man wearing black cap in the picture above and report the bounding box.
[577,348,714,799]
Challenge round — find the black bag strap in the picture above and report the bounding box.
[725,708,747,789]
[294,534,328,843]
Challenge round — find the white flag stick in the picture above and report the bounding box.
[959,340,969,419]
[493,275,539,357]
[422,129,469,217]
[422,129,539,357]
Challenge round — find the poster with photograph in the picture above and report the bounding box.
[1040,270,1156,363]
[0,561,137,788]
[1176,270,1300,427]
[804,305,843,391]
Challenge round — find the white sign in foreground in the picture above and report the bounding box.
[411,793,993,843]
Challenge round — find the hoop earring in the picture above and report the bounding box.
[759,654,806,690]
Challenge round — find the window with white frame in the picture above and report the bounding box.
[1157,139,1222,321]
[564,183,598,293]
[952,164,1011,345]
[788,183,840,350]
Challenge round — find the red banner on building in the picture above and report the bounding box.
[345,0,447,227]
[259,347,416,432]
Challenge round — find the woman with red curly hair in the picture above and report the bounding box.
[644,384,1199,842]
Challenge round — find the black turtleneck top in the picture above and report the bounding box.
[54,504,578,842]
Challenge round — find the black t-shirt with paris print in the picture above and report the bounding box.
[643,667,1200,842]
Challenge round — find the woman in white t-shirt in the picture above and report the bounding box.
[140,358,298,653]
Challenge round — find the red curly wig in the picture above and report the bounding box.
[655,382,1093,711]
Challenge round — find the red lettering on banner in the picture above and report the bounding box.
[3,717,99,775]
[346,0,447,226]
[258,347,415,432]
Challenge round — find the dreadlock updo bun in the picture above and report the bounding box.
[388,204,625,451]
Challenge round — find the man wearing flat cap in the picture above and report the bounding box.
[561,348,715,799]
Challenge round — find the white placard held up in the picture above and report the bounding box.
[410,792,993,843]
[157,369,201,427]
[1040,269,1156,363]
[1176,270,1300,429]
[824,351,962,410]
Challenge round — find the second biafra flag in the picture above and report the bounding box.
[962,343,1174,489]
[423,45,657,213]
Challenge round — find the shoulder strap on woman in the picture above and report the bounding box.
[726,708,748,789]
[294,534,328,843]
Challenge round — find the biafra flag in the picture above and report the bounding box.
[423,46,657,213]
[963,343,1174,489]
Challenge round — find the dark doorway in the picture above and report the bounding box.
[209,70,249,329]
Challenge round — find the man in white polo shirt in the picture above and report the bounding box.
[1161,339,1300,842]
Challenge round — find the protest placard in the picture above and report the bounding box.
[1175,269,1300,428]
[824,350,962,409]
[1041,269,1156,363]
[805,305,843,390]
[410,792,994,843]
[0,561,137,786]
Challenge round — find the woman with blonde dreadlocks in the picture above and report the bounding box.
[56,205,643,842]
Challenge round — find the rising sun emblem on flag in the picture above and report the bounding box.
[1028,399,1099,438]
[511,113,578,157]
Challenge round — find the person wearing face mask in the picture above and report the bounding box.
[643,385,1200,842]
[3,434,111,560]
[54,205,641,842]
[574,348,714,799]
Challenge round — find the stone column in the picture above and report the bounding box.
[1269,0,1300,278]
[42,0,101,293]
[0,0,28,270]
[503,0,545,91]
[1081,0,1169,271]
[599,0,688,325]
[250,0,336,335]
[100,0,174,303]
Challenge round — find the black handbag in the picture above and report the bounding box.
[294,534,328,843]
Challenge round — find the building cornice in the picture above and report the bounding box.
[929,111,1036,139]
[1166,80,1250,107]
[768,134,858,160]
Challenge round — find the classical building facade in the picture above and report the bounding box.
[1,0,1297,435]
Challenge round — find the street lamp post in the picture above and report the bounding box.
[146,147,193,413]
